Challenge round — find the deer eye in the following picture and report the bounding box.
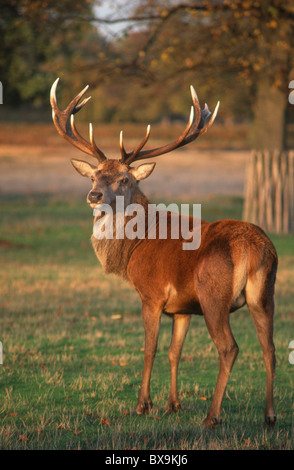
[91,176,95,183]
[121,177,129,185]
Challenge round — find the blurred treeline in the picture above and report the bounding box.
[1,0,294,149]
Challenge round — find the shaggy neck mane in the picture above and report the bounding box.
[91,186,149,279]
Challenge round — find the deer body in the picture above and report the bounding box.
[50,79,277,428]
[92,196,277,425]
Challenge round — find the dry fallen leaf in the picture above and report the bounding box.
[3,426,12,436]
[100,417,111,426]
[200,397,207,401]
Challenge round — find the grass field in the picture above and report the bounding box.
[0,194,293,450]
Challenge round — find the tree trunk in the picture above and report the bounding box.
[250,78,287,151]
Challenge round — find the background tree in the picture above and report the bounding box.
[95,0,294,149]
[0,0,108,107]
[1,0,294,151]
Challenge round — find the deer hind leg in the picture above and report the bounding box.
[245,269,277,426]
[167,313,191,412]
[199,295,239,428]
[136,302,162,415]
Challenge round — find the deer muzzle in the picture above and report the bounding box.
[87,190,104,205]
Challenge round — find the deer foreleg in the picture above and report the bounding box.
[167,313,191,411]
[136,303,162,414]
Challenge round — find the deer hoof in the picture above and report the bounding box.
[265,415,277,427]
[167,402,182,413]
[203,416,223,428]
[135,400,153,415]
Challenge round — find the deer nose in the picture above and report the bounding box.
[88,191,104,203]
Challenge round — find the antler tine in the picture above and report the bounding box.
[89,123,107,161]
[50,78,89,120]
[124,125,151,165]
[121,86,219,164]
[189,85,202,130]
[198,100,220,137]
[120,131,129,162]
[50,78,106,163]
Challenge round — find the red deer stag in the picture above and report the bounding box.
[50,78,277,428]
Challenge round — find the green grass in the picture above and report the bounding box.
[0,194,293,449]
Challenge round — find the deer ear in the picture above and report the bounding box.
[130,162,156,181]
[71,159,96,178]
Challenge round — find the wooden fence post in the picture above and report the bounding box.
[243,150,294,234]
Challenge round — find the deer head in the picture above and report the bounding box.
[50,78,219,209]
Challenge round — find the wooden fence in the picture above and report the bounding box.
[243,150,294,234]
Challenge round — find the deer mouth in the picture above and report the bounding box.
[87,199,103,209]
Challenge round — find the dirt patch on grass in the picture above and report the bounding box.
[0,239,30,249]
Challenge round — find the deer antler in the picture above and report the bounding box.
[50,79,219,166]
[119,86,219,166]
[50,78,107,163]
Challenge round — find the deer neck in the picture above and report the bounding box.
[91,187,149,279]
